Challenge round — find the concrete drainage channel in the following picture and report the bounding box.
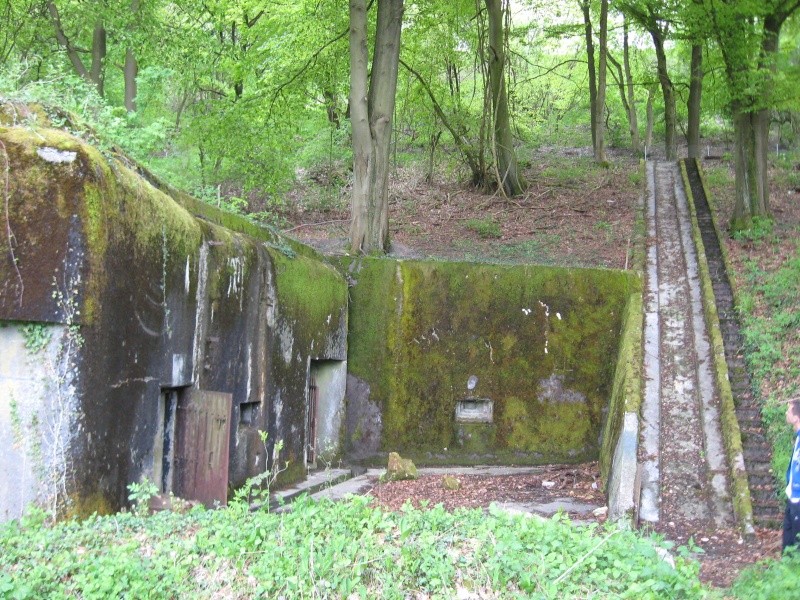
[639,160,757,536]
[683,159,782,528]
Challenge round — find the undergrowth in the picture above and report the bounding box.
[730,547,800,599]
[737,245,800,489]
[0,497,706,599]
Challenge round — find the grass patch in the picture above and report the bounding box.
[730,548,800,599]
[496,236,561,264]
[731,216,775,243]
[703,165,734,191]
[0,497,706,598]
[464,218,502,239]
[540,161,596,186]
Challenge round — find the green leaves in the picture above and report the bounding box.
[0,496,708,598]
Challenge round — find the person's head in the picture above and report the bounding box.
[786,399,800,432]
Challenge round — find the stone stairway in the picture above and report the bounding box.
[683,159,782,528]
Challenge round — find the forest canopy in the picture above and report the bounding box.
[1,0,798,248]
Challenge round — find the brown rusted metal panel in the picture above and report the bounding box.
[308,377,318,464]
[173,390,232,507]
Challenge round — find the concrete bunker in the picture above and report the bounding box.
[306,359,347,467]
[0,118,642,523]
[0,123,347,519]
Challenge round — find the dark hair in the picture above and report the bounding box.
[790,399,800,419]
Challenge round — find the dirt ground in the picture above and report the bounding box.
[280,148,795,589]
[367,464,604,516]
[284,148,639,268]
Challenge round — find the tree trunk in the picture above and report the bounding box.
[752,14,783,218]
[48,2,105,97]
[124,49,138,112]
[607,52,629,127]
[645,86,655,150]
[349,0,404,254]
[730,106,760,230]
[124,0,140,111]
[623,21,640,153]
[485,0,525,196]
[90,20,106,97]
[400,59,484,186]
[580,0,597,150]
[687,44,703,158]
[323,90,340,128]
[651,29,676,160]
[594,0,608,162]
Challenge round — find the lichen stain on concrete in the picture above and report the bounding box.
[226,257,244,297]
[279,323,294,364]
[36,147,77,163]
[537,374,586,404]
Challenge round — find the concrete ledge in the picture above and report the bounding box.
[271,468,353,508]
[607,412,639,525]
[680,160,755,538]
[602,163,646,527]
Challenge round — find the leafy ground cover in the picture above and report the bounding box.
[284,149,639,269]
[0,496,705,599]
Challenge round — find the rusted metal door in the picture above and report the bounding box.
[307,376,318,464]
[173,389,232,507]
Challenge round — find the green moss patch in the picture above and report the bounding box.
[340,258,637,464]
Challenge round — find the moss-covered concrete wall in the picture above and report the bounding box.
[0,124,347,519]
[340,257,638,465]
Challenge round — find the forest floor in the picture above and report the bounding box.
[283,147,638,268]
[280,146,798,589]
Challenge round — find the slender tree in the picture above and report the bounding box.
[594,0,609,162]
[124,0,140,112]
[484,0,525,196]
[623,20,641,153]
[579,0,598,151]
[48,2,107,97]
[707,0,800,228]
[349,0,405,253]
[620,0,678,160]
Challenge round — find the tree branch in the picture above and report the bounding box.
[47,1,91,82]
[269,29,348,112]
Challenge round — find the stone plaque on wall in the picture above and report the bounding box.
[455,398,493,423]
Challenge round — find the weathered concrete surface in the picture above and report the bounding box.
[0,325,74,520]
[310,360,347,464]
[344,374,382,460]
[0,123,348,519]
[607,412,639,523]
[640,162,662,523]
[640,161,732,528]
[340,257,637,464]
